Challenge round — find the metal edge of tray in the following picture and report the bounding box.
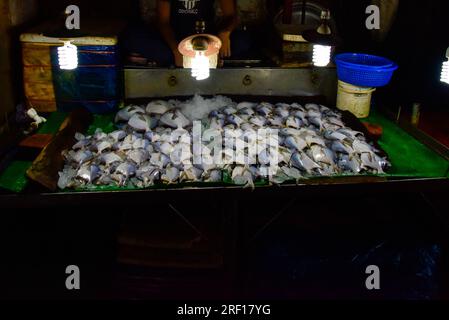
[124,67,338,106]
[1,177,448,209]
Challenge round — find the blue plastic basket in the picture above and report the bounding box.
[334,53,398,87]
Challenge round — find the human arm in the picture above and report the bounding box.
[156,0,183,66]
[217,0,239,58]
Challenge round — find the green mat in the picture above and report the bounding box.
[38,112,68,134]
[0,161,33,193]
[1,108,448,193]
[363,111,449,178]
[87,113,116,135]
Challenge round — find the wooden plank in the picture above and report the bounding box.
[24,82,55,100]
[19,134,54,149]
[22,43,52,66]
[22,43,56,113]
[23,66,53,83]
[26,108,93,191]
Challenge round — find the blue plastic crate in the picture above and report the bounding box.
[50,45,121,114]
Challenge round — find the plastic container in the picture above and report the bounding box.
[336,80,376,118]
[334,53,398,87]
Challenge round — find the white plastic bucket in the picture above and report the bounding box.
[336,80,376,118]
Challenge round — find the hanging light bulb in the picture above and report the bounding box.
[313,44,332,67]
[58,41,78,70]
[303,10,338,68]
[178,29,221,81]
[441,48,449,84]
[191,51,210,81]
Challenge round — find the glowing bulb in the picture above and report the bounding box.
[312,44,331,67]
[441,60,449,84]
[58,41,78,70]
[191,51,210,81]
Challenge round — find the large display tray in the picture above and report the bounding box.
[0,96,448,207]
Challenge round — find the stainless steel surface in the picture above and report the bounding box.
[124,67,337,104]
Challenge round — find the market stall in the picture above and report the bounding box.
[0,0,448,300]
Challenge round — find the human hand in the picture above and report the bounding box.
[218,31,231,58]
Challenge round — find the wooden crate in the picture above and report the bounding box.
[22,42,57,112]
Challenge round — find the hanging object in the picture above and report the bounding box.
[178,34,222,81]
[313,44,332,67]
[178,21,222,81]
[302,9,338,67]
[441,47,449,85]
[58,40,78,70]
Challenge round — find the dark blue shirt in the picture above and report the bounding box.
[168,0,216,40]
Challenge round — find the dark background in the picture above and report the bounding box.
[33,0,449,110]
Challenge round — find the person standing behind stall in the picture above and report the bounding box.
[123,0,245,67]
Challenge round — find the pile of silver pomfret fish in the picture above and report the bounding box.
[58,95,389,190]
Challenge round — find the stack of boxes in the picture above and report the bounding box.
[20,20,123,114]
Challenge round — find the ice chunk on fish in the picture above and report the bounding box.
[146,100,171,115]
